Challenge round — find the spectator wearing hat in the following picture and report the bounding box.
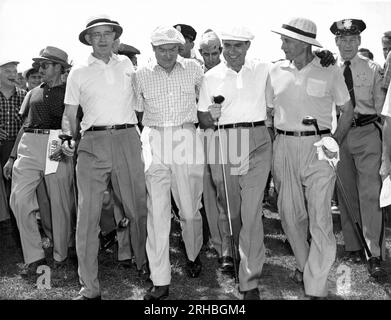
[0,60,26,226]
[117,43,141,68]
[199,29,222,71]
[61,15,148,300]
[23,67,42,91]
[267,17,354,298]
[381,31,391,93]
[174,23,197,59]
[198,26,272,300]
[331,19,386,278]
[133,25,204,300]
[8,46,75,277]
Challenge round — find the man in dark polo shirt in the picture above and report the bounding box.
[9,46,75,276]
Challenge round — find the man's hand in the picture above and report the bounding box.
[321,145,338,159]
[208,104,222,121]
[0,128,8,142]
[380,158,391,181]
[61,139,76,157]
[49,145,66,162]
[315,49,336,67]
[3,158,14,180]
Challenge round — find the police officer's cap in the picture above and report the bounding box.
[173,24,197,41]
[117,43,141,56]
[330,19,366,36]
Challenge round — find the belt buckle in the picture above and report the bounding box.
[293,131,301,137]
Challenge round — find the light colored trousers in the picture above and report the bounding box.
[76,127,148,298]
[10,132,74,264]
[144,124,204,286]
[202,129,228,257]
[273,133,336,297]
[208,125,271,292]
[337,124,385,258]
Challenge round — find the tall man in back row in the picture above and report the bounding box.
[331,19,386,278]
[62,15,148,300]
[268,17,353,298]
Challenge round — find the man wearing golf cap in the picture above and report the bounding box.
[61,15,148,300]
[133,25,204,300]
[267,17,354,298]
[0,60,26,228]
[198,26,272,300]
[8,46,75,277]
[331,19,386,278]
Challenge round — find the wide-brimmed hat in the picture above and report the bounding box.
[79,15,123,46]
[272,17,322,47]
[32,46,72,69]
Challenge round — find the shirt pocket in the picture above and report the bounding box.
[306,78,327,97]
[354,74,371,100]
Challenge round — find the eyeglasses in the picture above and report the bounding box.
[89,31,115,40]
[39,62,55,70]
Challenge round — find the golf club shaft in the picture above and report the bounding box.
[331,163,372,258]
[217,121,239,283]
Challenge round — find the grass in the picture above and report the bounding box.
[0,202,391,300]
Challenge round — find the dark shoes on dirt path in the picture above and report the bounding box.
[144,285,169,300]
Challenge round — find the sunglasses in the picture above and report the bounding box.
[39,62,55,70]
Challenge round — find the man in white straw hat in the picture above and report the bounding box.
[8,46,75,278]
[133,25,204,300]
[61,15,148,300]
[267,17,354,298]
[198,26,272,300]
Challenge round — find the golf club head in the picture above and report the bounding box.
[213,95,225,104]
[302,116,317,126]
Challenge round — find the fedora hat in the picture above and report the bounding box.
[272,17,322,47]
[32,46,72,69]
[79,15,123,46]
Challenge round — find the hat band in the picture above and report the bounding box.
[86,18,118,28]
[41,54,67,64]
[282,24,316,39]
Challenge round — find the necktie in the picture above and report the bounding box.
[343,60,356,108]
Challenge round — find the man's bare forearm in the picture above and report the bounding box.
[62,104,79,139]
[332,100,354,145]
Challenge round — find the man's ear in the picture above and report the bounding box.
[358,35,362,46]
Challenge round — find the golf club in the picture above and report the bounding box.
[213,95,239,283]
[302,116,372,258]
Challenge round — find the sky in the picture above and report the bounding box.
[0,0,391,72]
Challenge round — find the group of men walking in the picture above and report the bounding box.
[0,14,389,301]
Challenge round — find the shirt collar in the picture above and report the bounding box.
[337,54,359,66]
[87,53,119,66]
[40,82,66,89]
[222,58,252,73]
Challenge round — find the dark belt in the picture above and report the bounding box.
[352,114,380,127]
[214,120,265,130]
[24,128,50,134]
[86,123,135,131]
[276,129,331,137]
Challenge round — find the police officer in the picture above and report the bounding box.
[330,19,386,279]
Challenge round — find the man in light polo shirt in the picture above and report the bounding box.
[267,18,353,298]
[198,26,272,300]
[133,25,204,300]
[61,15,148,300]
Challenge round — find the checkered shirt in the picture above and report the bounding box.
[133,58,203,127]
[0,87,26,140]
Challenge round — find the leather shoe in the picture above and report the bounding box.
[20,258,47,278]
[186,255,202,278]
[73,294,101,300]
[368,257,386,279]
[138,263,151,281]
[344,250,363,264]
[289,268,303,284]
[218,256,234,275]
[144,285,169,300]
[243,288,260,300]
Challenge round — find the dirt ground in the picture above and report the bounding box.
[1,200,391,300]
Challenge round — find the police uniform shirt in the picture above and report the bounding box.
[337,54,385,116]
